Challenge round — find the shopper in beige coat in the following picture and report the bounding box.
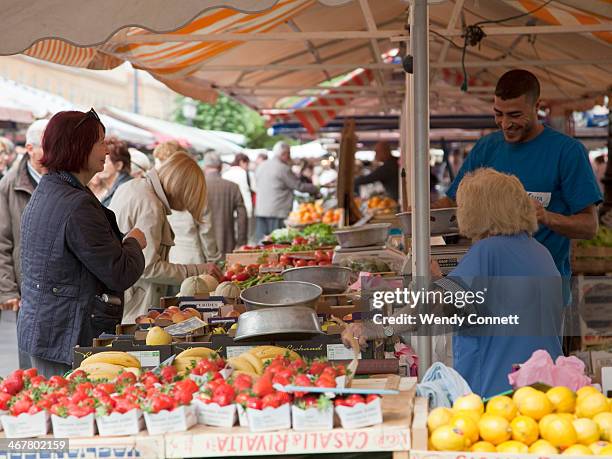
[109,152,222,323]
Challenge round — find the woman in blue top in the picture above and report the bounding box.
[343,168,564,398]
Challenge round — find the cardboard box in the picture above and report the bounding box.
[96,409,144,437]
[73,342,173,369]
[143,405,196,435]
[51,413,96,438]
[1,411,49,438]
[591,350,612,385]
[335,397,382,429]
[246,403,291,432]
[194,400,237,427]
[291,405,333,431]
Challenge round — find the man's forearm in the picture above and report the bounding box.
[544,210,598,239]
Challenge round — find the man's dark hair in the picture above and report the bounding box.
[495,69,540,104]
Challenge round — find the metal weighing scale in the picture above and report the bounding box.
[331,244,408,272]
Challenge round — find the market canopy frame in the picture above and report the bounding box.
[4,0,611,134]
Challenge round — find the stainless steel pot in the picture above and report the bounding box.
[234,306,323,341]
[239,281,322,311]
[281,265,353,294]
[333,223,391,248]
[396,208,458,236]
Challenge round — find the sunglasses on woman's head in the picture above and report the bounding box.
[74,108,101,130]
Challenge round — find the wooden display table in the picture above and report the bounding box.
[165,376,416,458]
[0,377,415,459]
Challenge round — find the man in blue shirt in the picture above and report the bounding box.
[435,69,602,277]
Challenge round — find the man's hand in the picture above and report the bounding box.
[531,199,550,226]
[341,323,367,350]
[203,263,223,281]
[125,228,147,249]
[431,259,443,279]
[1,298,20,311]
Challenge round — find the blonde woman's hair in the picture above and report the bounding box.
[456,168,538,241]
[157,152,207,221]
[153,140,183,163]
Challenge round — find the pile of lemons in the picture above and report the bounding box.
[428,386,612,455]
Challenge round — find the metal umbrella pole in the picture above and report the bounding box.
[410,0,432,377]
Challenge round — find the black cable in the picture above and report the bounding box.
[430,30,463,50]
[473,0,555,26]
[460,0,556,91]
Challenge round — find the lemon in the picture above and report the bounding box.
[529,439,559,455]
[430,425,470,451]
[577,386,601,401]
[589,441,610,455]
[599,444,612,456]
[547,386,577,413]
[577,392,609,419]
[453,393,484,415]
[540,414,578,449]
[574,418,602,445]
[486,395,518,421]
[518,389,553,420]
[511,415,539,446]
[470,441,496,452]
[453,409,481,424]
[513,386,538,406]
[496,440,528,453]
[593,412,612,441]
[562,444,593,455]
[427,407,453,432]
[450,413,479,445]
[478,414,511,446]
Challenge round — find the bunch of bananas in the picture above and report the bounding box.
[74,351,141,380]
[227,346,300,376]
[173,347,219,373]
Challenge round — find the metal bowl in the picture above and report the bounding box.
[281,265,353,294]
[239,281,323,311]
[333,223,391,248]
[396,208,458,236]
[234,306,323,341]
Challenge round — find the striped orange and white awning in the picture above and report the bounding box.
[292,69,375,134]
[504,0,612,44]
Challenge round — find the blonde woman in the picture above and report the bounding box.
[110,152,222,323]
[344,168,563,397]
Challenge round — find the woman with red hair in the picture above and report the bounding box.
[18,109,146,376]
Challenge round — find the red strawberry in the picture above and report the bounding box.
[314,375,336,388]
[252,375,274,398]
[160,366,178,384]
[47,375,68,388]
[344,394,365,407]
[308,361,328,376]
[292,374,312,397]
[0,392,12,410]
[235,392,250,407]
[115,372,137,386]
[23,368,38,379]
[212,384,235,407]
[261,393,280,409]
[1,376,23,395]
[246,396,262,410]
[9,395,33,416]
[232,373,252,392]
[366,394,379,404]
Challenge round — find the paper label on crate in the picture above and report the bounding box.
[165,317,208,336]
[226,345,256,358]
[96,409,143,437]
[144,405,196,435]
[246,403,291,432]
[326,344,361,360]
[335,398,382,429]
[51,413,96,438]
[127,350,161,367]
[291,405,333,431]
[1,411,49,438]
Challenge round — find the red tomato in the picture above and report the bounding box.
[318,260,332,266]
[295,259,307,267]
[307,260,317,266]
[233,272,250,282]
[279,254,291,265]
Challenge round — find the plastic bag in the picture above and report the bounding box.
[507,350,591,391]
